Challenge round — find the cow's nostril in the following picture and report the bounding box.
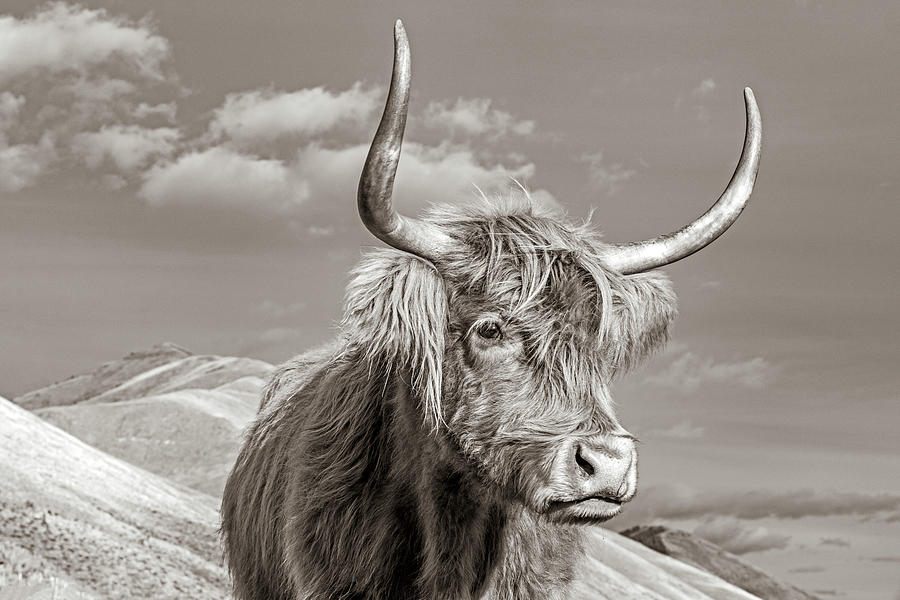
[575,446,595,477]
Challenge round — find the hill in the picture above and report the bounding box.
[622,525,819,600]
[18,346,273,497]
[14,343,193,410]
[576,528,761,600]
[0,396,229,599]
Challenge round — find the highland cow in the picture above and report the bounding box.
[221,20,761,600]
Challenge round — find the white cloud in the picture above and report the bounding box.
[133,102,177,123]
[252,300,307,319]
[138,138,556,227]
[0,3,170,82]
[581,150,636,196]
[0,92,25,134]
[618,484,900,523]
[692,78,717,98]
[100,173,127,191]
[307,225,335,236]
[693,516,790,555]
[60,75,138,104]
[0,4,181,191]
[0,133,57,192]
[424,98,535,138]
[257,327,306,344]
[646,351,777,392]
[819,537,850,547]
[71,125,180,170]
[292,141,553,210]
[208,83,381,146]
[648,420,705,439]
[139,146,300,214]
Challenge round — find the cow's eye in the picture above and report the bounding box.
[476,321,503,340]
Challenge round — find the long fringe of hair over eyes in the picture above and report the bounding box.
[338,193,677,429]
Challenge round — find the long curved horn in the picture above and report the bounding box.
[358,20,454,261]
[603,88,762,275]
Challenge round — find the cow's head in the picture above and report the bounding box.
[344,21,760,523]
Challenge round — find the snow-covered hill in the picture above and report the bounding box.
[0,396,228,599]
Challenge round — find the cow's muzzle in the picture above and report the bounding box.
[544,432,638,523]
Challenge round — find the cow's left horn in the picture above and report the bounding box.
[358,20,455,262]
[603,88,762,275]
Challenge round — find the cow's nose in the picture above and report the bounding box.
[572,434,637,503]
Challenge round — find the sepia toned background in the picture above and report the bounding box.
[1,2,897,598]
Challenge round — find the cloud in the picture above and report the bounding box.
[693,516,790,554]
[699,279,722,290]
[580,151,636,196]
[133,101,177,123]
[819,536,850,547]
[692,78,717,98]
[647,420,705,439]
[306,225,335,237]
[0,92,25,133]
[139,146,300,214]
[424,98,534,138]
[141,138,550,213]
[208,83,381,146]
[0,133,57,192]
[71,125,180,170]
[0,3,170,82]
[100,173,127,191]
[0,4,181,191]
[60,75,137,105]
[252,300,307,319]
[257,327,307,344]
[392,142,547,204]
[616,484,900,524]
[646,351,777,392]
[789,566,826,573]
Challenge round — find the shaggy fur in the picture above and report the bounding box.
[221,197,677,600]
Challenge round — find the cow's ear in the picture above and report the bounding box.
[604,270,678,377]
[342,249,448,427]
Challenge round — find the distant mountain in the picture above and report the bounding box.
[14,343,193,410]
[0,397,229,599]
[24,345,273,497]
[622,525,818,600]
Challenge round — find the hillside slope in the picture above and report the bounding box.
[21,346,273,497]
[623,525,818,600]
[0,397,229,599]
[576,528,761,600]
[35,378,265,497]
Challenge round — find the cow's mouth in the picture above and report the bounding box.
[545,494,626,523]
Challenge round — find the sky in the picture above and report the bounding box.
[0,1,898,597]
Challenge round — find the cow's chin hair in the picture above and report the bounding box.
[520,485,627,526]
[540,498,625,525]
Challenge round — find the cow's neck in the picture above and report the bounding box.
[392,383,581,600]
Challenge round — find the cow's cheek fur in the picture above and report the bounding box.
[441,340,555,510]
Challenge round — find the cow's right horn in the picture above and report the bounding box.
[358,20,455,262]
